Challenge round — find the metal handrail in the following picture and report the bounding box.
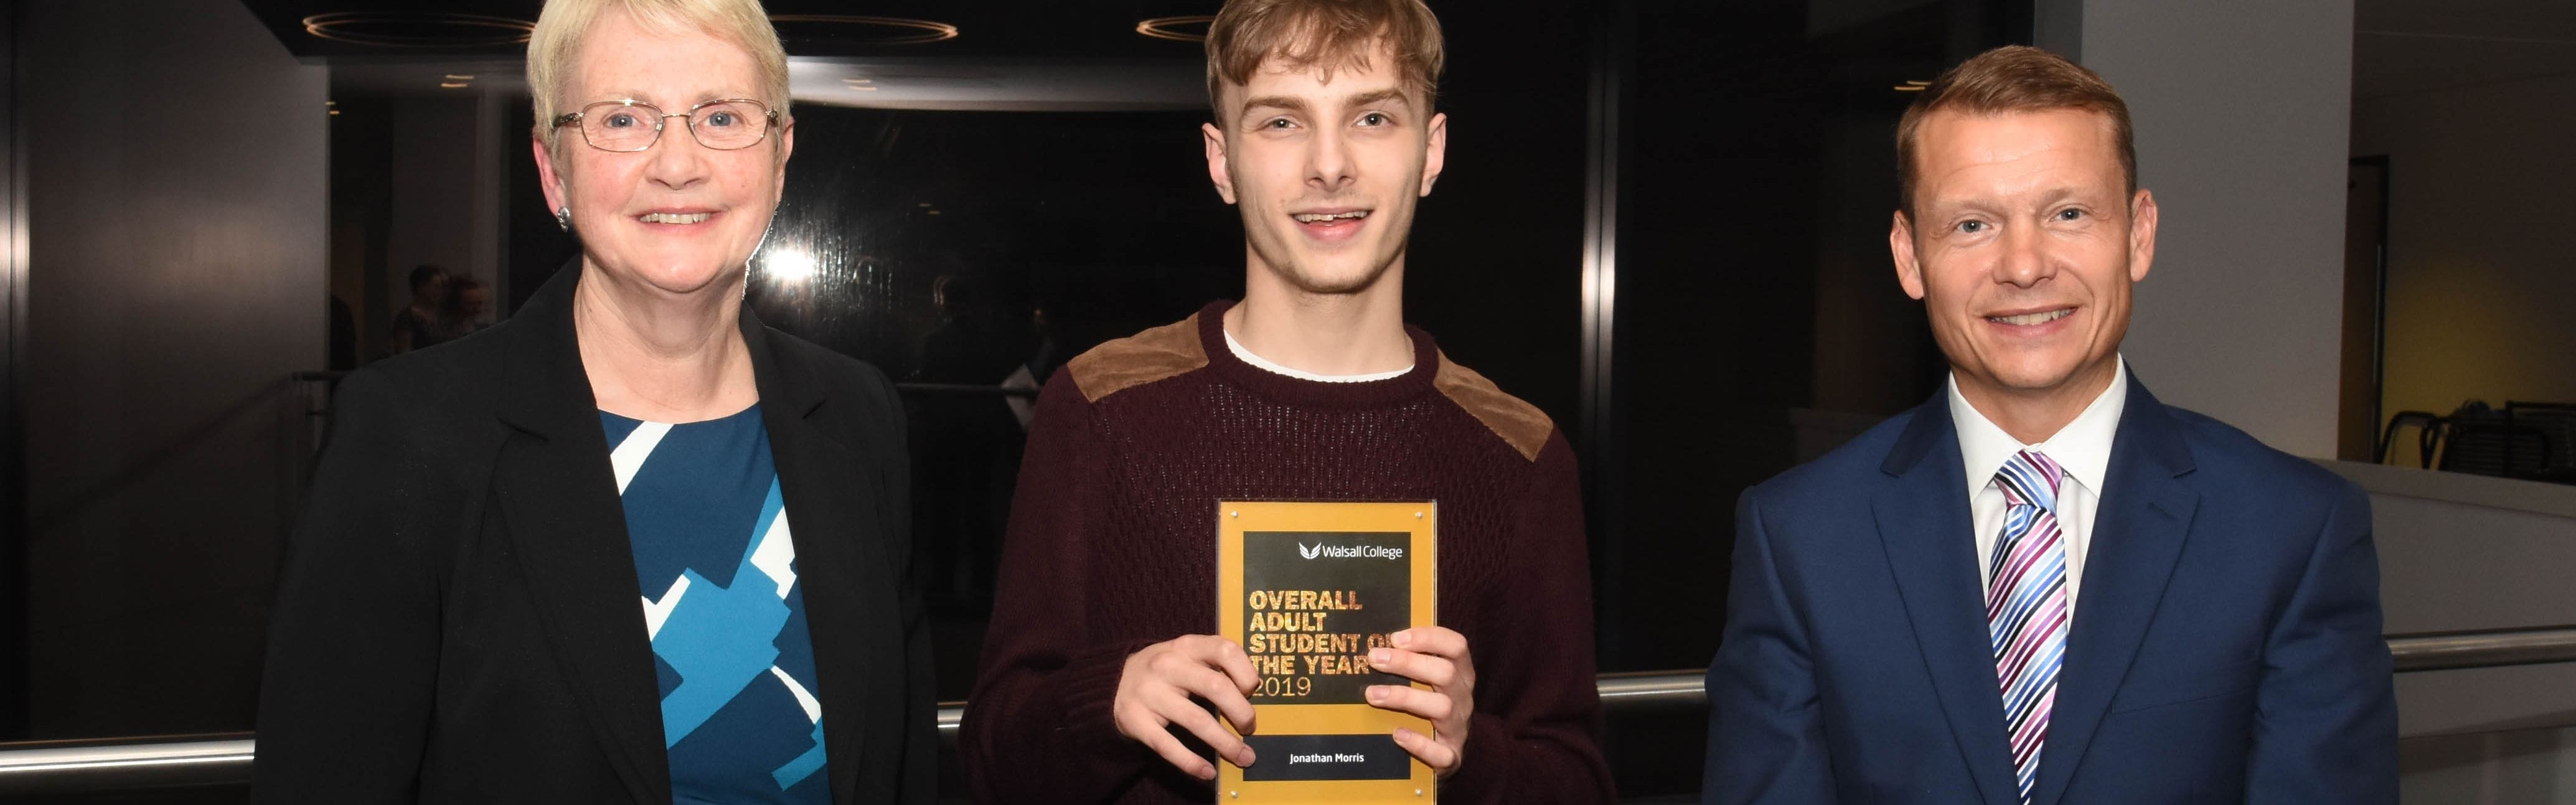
[0,733,253,795]
[289,375,1032,398]
[2389,625,2576,672]
[8,626,2575,794]
[1597,669,1709,708]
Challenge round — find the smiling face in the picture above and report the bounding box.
[533,9,792,299]
[1892,107,2156,407]
[1203,40,1447,296]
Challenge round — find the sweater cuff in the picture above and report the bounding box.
[1436,711,1515,804]
[1054,639,1159,760]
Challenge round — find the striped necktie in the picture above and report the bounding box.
[1988,449,2070,804]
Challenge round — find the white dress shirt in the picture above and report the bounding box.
[1951,356,2128,614]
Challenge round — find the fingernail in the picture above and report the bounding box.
[1392,630,1413,647]
[1366,685,1386,704]
[1370,647,1390,663]
[1243,750,1259,766]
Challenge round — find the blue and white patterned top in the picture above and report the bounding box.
[602,405,830,804]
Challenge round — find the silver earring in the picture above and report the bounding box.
[555,207,571,232]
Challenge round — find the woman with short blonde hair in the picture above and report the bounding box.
[255,1,933,801]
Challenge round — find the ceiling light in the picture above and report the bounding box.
[768,14,958,45]
[1137,16,1215,42]
[440,82,469,88]
[444,73,475,80]
[301,12,534,48]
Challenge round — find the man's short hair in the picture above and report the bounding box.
[1896,45,2135,219]
[1203,0,1445,118]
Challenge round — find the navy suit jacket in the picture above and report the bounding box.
[1704,374,2396,804]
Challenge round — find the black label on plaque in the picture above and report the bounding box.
[1240,733,1413,781]
[1240,530,1412,704]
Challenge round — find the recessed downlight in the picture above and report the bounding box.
[301,12,533,48]
[769,14,958,45]
[1136,16,1215,42]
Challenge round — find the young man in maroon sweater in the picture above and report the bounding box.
[959,0,1612,803]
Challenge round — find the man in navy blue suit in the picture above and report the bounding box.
[1703,45,2396,804]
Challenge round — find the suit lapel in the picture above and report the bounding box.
[2032,376,2200,805]
[742,316,905,803]
[490,263,667,804]
[1872,396,2021,805]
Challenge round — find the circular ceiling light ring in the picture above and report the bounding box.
[301,12,534,49]
[1136,16,1215,43]
[769,15,959,45]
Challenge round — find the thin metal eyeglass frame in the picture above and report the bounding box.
[550,98,779,153]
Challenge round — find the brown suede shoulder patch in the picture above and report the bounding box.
[1067,313,1211,403]
[1433,352,1554,462]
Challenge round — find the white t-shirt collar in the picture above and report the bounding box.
[1222,328,1414,384]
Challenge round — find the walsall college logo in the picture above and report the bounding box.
[1295,541,1405,560]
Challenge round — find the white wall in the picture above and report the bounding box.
[2044,0,2356,458]
[2351,72,2576,424]
[2325,461,2576,803]
[19,0,326,735]
[2403,727,2576,804]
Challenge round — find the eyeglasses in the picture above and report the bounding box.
[551,98,778,153]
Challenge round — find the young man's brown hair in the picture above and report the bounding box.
[1894,44,2135,219]
[1203,0,1445,115]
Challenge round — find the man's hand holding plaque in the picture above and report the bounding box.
[1112,634,1259,780]
[1365,626,1475,778]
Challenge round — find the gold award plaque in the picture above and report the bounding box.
[1215,501,1437,803]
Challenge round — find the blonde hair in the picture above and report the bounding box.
[526,0,791,150]
[1204,0,1444,117]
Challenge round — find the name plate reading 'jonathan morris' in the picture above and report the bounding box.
[1216,501,1437,803]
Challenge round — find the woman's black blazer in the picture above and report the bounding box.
[253,265,932,803]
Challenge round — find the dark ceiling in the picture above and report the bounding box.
[239,1,1231,61]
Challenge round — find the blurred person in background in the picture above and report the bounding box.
[388,263,449,354]
[435,276,494,341]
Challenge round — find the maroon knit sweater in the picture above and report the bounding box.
[961,301,1612,804]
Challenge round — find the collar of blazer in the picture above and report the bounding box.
[495,260,829,440]
[479,260,898,804]
[1871,369,2202,805]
